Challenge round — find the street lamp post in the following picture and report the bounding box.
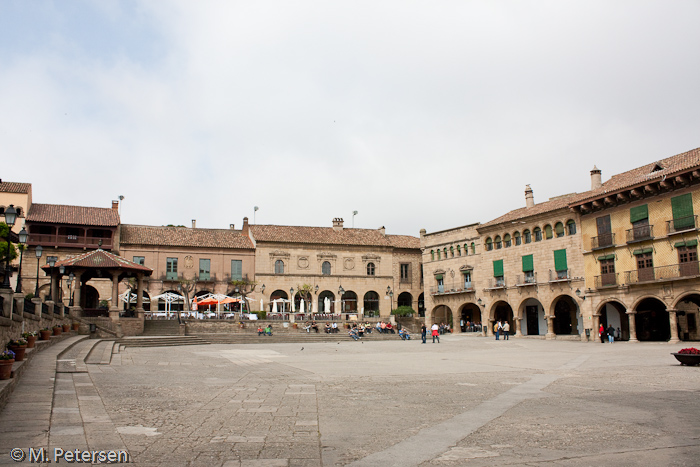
[67,272,75,307]
[34,245,43,296]
[47,256,57,301]
[15,227,27,293]
[1,204,17,289]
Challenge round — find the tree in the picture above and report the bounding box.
[229,276,257,313]
[177,278,196,318]
[296,284,314,313]
[0,223,18,262]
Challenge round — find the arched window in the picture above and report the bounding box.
[471,242,476,254]
[566,219,577,235]
[456,245,461,256]
[504,233,511,247]
[544,224,553,239]
[322,261,331,275]
[363,291,380,317]
[431,250,435,261]
[443,248,448,258]
[494,236,502,249]
[367,262,375,275]
[450,246,454,257]
[514,231,521,246]
[534,227,542,242]
[464,244,469,255]
[524,229,531,243]
[485,238,493,251]
[274,260,284,274]
[555,222,565,237]
[437,249,441,260]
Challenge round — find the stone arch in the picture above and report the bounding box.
[672,292,700,341]
[417,293,425,317]
[517,297,546,336]
[83,284,100,309]
[341,290,357,312]
[431,304,453,328]
[363,291,380,317]
[671,291,700,309]
[488,300,514,336]
[550,294,581,336]
[458,302,481,332]
[318,290,336,314]
[634,296,670,341]
[158,289,184,312]
[397,291,412,308]
[598,299,629,341]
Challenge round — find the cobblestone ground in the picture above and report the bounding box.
[5,335,697,466]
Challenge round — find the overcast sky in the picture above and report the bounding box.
[2,1,699,236]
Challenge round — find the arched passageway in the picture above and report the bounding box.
[318,290,336,314]
[459,303,481,332]
[675,293,700,341]
[341,290,358,312]
[82,285,99,309]
[363,291,379,317]
[432,305,453,328]
[491,301,514,336]
[158,290,184,312]
[397,292,413,309]
[599,301,629,341]
[635,297,670,341]
[520,298,545,336]
[417,293,425,317]
[552,295,581,335]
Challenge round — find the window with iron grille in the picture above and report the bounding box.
[534,228,542,242]
[367,262,375,276]
[400,263,411,282]
[166,258,178,280]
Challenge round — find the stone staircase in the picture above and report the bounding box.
[117,336,210,348]
[190,331,408,344]
[142,320,182,336]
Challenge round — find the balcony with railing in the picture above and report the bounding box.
[625,262,700,284]
[486,277,506,290]
[667,215,698,235]
[515,273,537,286]
[594,273,618,288]
[430,283,475,296]
[549,269,571,282]
[626,225,654,243]
[28,233,114,250]
[591,232,615,250]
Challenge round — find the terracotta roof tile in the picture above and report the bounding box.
[27,203,120,227]
[570,147,700,205]
[250,224,420,249]
[479,192,582,229]
[120,224,254,249]
[0,181,31,194]
[44,249,152,274]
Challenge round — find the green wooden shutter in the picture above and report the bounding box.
[671,193,694,229]
[522,254,534,272]
[630,204,648,223]
[231,260,243,280]
[554,249,568,271]
[435,274,443,280]
[493,259,504,277]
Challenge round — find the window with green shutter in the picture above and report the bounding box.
[671,193,694,230]
[199,258,211,281]
[544,225,553,239]
[553,249,568,272]
[493,259,504,277]
[630,204,648,223]
[522,254,534,272]
[231,260,243,280]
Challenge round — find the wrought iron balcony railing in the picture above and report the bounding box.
[594,273,618,288]
[515,273,537,286]
[591,232,615,250]
[625,225,654,243]
[625,262,700,283]
[667,215,698,235]
[549,269,571,282]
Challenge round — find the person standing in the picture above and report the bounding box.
[599,323,606,343]
[494,321,500,340]
[421,323,427,344]
[607,324,615,343]
[502,321,510,340]
[431,323,440,343]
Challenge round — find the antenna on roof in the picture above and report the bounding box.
[254,206,259,224]
[352,211,358,228]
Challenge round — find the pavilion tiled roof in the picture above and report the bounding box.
[0,181,31,194]
[249,224,420,249]
[120,224,255,249]
[478,192,583,230]
[44,249,152,274]
[27,203,120,227]
[570,147,700,206]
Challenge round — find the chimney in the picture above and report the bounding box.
[419,228,426,238]
[112,200,119,211]
[242,217,249,237]
[230,224,235,230]
[332,218,344,231]
[591,165,602,190]
[525,185,535,208]
[378,226,386,236]
[192,219,196,229]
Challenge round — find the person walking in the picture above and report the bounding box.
[421,323,427,344]
[502,321,510,340]
[494,321,500,340]
[607,324,615,343]
[599,323,606,343]
[431,323,440,343]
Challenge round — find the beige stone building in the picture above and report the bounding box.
[570,147,700,343]
[250,218,423,319]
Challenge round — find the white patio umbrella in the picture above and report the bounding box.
[260,299,263,311]
[291,297,295,312]
[272,300,278,314]
[312,296,318,314]
[324,297,330,313]
[300,298,305,313]
[151,292,185,318]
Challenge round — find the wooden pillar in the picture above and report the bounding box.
[668,308,680,343]
[109,271,120,320]
[135,273,145,318]
[72,271,83,311]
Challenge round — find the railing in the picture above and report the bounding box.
[399,277,412,284]
[486,278,506,289]
[54,303,62,315]
[667,215,698,234]
[549,269,571,282]
[41,303,49,315]
[591,233,615,249]
[27,233,113,249]
[430,285,475,295]
[626,225,654,243]
[24,299,35,315]
[165,272,178,280]
[625,262,700,283]
[515,273,537,286]
[594,273,618,288]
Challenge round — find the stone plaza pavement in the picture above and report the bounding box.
[0,334,698,466]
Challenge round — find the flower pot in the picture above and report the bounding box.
[39,330,52,341]
[62,324,70,333]
[26,335,37,348]
[72,323,80,331]
[53,327,62,336]
[671,353,700,366]
[8,346,26,362]
[0,360,14,380]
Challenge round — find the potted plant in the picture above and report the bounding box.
[52,325,62,336]
[62,323,70,333]
[22,332,37,348]
[72,322,80,331]
[39,328,52,341]
[671,347,700,366]
[0,350,15,380]
[7,339,27,362]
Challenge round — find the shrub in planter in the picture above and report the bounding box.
[61,323,70,332]
[391,306,416,317]
[52,325,62,336]
[39,328,52,340]
[0,350,15,380]
[21,332,37,348]
[72,322,80,331]
[7,339,27,362]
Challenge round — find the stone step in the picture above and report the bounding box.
[189,332,408,344]
[117,336,210,347]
